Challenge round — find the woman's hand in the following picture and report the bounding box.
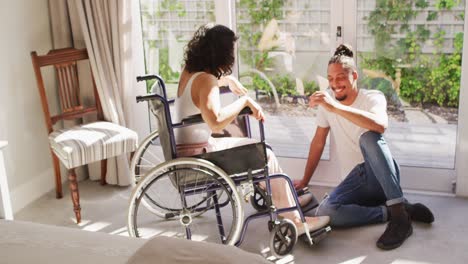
[246,97,265,122]
[221,76,248,96]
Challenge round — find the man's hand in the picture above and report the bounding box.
[308,91,338,112]
[293,179,307,191]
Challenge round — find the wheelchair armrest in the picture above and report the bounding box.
[181,107,253,126]
[136,93,159,103]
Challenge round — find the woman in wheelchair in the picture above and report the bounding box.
[174,24,329,236]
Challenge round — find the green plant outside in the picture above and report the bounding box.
[237,0,320,97]
[141,0,214,92]
[362,0,463,107]
[250,74,319,97]
[142,0,462,105]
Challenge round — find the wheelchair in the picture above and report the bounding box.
[127,74,331,258]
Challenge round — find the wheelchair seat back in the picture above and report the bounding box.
[167,142,267,188]
[194,142,267,176]
[147,80,178,162]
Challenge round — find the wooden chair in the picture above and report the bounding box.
[31,48,138,223]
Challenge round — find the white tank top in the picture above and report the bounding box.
[174,72,212,144]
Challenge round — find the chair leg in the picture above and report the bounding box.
[68,169,81,223]
[100,159,107,185]
[51,151,63,199]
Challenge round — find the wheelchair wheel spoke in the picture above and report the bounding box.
[278,242,286,253]
[128,160,242,245]
[251,185,268,211]
[133,138,164,180]
[185,226,192,240]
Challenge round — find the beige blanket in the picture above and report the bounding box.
[0,220,144,264]
[0,220,269,264]
[127,236,270,264]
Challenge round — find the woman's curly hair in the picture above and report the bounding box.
[184,24,238,79]
[328,43,356,73]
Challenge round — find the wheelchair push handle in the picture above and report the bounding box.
[136,74,169,100]
[136,74,163,83]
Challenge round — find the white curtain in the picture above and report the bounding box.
[72,0,147,185]
[48,0,90,181]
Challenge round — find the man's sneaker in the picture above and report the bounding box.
[376,216,413,250]
[405,202,434,224]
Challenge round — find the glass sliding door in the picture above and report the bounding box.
[232,0,465,191]
[233,0,358,185]
[140,0,216,96]
[235,0,333,158]
[136,0,466,193]
[355,0,464,192]
[138,0,216,171]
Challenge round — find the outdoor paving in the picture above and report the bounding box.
[250,108,457,169]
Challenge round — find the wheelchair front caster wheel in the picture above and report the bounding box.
[269,219,297,258]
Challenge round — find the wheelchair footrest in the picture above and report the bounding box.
[299,225,332,246]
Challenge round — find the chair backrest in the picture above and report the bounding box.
[31,48,103,134]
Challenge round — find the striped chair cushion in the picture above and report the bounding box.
[49,121,138,169]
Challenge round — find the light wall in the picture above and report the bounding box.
[0,0,56,215]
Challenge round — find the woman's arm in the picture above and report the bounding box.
[218,75,248,96]
[195,74,263,133]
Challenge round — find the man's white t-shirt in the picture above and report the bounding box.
[315,88,388,179]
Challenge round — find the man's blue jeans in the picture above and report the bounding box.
[315,131,405,227]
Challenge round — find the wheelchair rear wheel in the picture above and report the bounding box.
[131,130,164,183]
[127,158,244,246]
[131,130,190,217]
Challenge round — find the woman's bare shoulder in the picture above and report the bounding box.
[193,72,218,90]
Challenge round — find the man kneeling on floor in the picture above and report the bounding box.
[294,44,434,250]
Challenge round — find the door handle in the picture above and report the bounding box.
[336,26,342,38]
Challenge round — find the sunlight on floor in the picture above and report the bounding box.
[75,218,90,226]
[261,247,295,264]
[110,226,130,236]
[391,259,432,264]
[78,220,111,232]
[338,256,367,264]
[267,254,294,264]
